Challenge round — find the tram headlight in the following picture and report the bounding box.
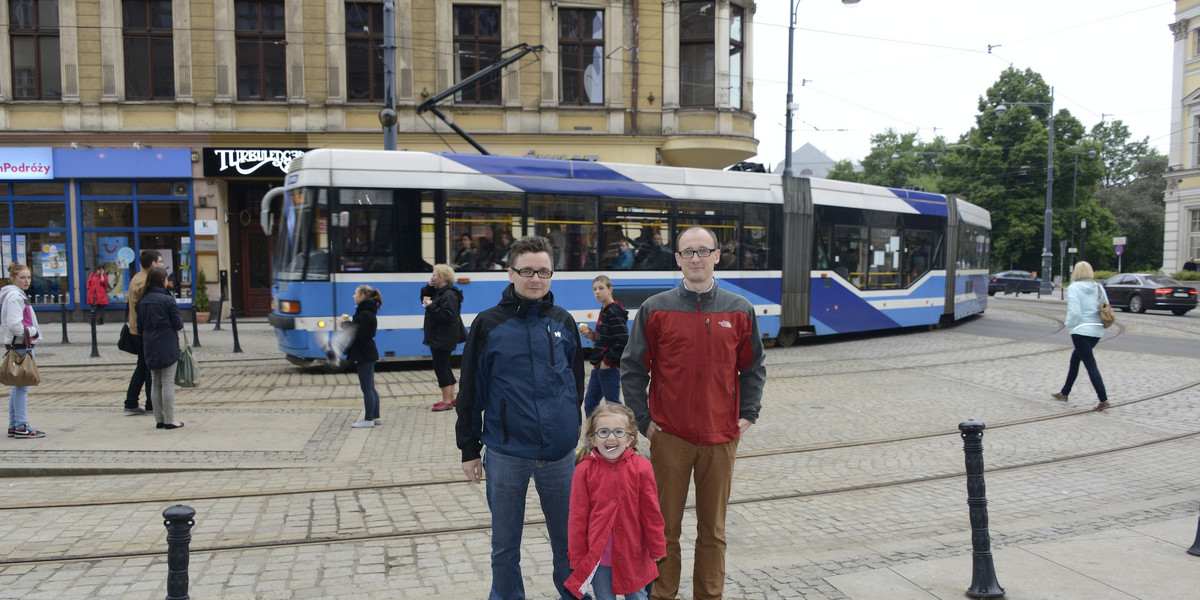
[279,300,301,314]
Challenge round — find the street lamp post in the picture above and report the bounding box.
[784,0,860,177]
[996,87,1055,295]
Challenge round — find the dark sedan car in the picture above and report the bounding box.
[1103,273,1197,315]
[988,270,1042,296]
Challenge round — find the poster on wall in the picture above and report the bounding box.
[98,237,130,301]
[40,245,67,277]
[2,235,27,273]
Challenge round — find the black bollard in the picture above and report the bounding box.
[211,298,223,331]
[59,295,69,344]
[190,308,201,348]
[229,307,242,353]
[162,504,195,600]
[960,419,1004,598]
[1188,503,1200,557]
[89,306,100,358]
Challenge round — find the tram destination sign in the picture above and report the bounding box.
[202,148,311,178]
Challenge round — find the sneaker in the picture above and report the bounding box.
[373,418,382,425]
[12,425,45,438]
[124,407,147,415]
[432,401,456,412]
[7,427,14,438]
[351,420,374,428]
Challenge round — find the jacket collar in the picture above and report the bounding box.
[675,279,719,304]
[499,283,554,318]
[584,446,636,465]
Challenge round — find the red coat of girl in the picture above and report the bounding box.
[566,447,667,598]
[86,270,110,306]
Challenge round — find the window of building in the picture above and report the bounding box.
[123,0,174,100]
[235,0,286,100]
[78,180,193,303]
[0,181,70,304]
[1190,208,1200,262]
[559,8,603,105]
[679,1,715,106]
[345,2,385,102]
[729,4,743,110]
[453,5,501,104]
[10,0,62,100]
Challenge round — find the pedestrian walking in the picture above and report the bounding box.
[566,401,666,600]
[3,264,45,439]
[342,285,382,428]
[621,225,767,600]
[455,235,585,600]
[581,275,628,416]
[124,250,162,415]
[421,264,466,412]
[136,267,185,429]
[1051,261,1111,411]
[86,267,110,324]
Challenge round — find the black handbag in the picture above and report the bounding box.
[118,324,140,354]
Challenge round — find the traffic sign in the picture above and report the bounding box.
[1116,245,1124,256]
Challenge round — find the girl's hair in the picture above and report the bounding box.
[432,263,455,283]
[1070,261,1095,283]
[8,263,29,280]
[356,284,383,307]
[577,401,638,463]
[147,266,168,288]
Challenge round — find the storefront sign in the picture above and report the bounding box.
[0,148,54,179]
[194,220,218,235]
[203,148,309,178]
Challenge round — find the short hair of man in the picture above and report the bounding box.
[508,235,552,265]
[593,274,612,288]
[140,249,162,270]
[676,225,718,249]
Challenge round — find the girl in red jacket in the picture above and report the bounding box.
[566,402,666,600]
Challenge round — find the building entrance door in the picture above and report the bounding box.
[230,182,276,317]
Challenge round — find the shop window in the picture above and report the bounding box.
[123,0,175,100]
[81,181,134,196]
[345,2,385,102]
[14,201,66,229]
[10,0,62,100]
[528,194,597,271]
[453,5,501,104]
[137,201,187,227]
[12,181,65,196]
[235,0,287,100]
[83,201,134,227]
[559,8,603,105]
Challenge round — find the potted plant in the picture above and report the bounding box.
[193,269,211,324]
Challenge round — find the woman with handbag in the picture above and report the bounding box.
[86,267,110,324]
[2,264,44,438]
[421,264,465,412]
[136,267,185,429]
[1051,261,1111,411]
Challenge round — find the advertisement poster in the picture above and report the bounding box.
[40,245,67,277]
[97,236,129,301]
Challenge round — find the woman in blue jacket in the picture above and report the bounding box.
[1051,261,1110,411]
[136,267,184,429]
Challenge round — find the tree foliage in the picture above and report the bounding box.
[1094,155,1167,272]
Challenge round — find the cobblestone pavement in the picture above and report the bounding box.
[1,300,1199,599]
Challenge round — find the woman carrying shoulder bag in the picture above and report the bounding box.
[2,264,44,438]
[1051,261,1111,411]
[136,267,185,429]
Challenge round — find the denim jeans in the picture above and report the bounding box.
[483,447,575,600]
[8,348,28,428]
[583,365,621,417]
[356,360,380,421]
[1062,334,1107,402]
[591,565,648,600]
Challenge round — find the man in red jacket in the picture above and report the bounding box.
[620,226,766,600]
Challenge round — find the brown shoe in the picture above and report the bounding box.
[1093,401,1110,411]
[1051,393,1068,401]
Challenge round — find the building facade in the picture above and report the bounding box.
[0,0,760,317]
[1168,0,1200,271]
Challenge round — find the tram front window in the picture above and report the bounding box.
[273,187,330,282]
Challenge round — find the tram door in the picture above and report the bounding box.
[230,182,276,317]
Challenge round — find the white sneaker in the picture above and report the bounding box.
[351,420,374,428]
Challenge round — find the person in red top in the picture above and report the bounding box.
[86,267,110,324]
[567,402,666,600]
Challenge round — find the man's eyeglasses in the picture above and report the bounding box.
[512,268,554,279]
[676,248,716,259]
[593,427,629,439]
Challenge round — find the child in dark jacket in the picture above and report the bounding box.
[339,285,382,428]
[566,402,666,600]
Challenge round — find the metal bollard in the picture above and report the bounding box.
[59,295,69,344]
[211,299,223,331]
[1188,503,1200,556]
[229,307,242,353]
[959,419,1005,598]
[162,504,196,600]
[89,306,100,358]
[190,308,201,348]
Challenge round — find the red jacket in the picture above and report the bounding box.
[566,448,666,597]
[86,272,110,306]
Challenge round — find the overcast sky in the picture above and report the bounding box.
[747,0,1176,171]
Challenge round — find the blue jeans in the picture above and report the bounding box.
[483,447,575,600]
[8,348,28,428]
[583,365,621,417]
[356,361,380,421]
[590,566,648,600]
[1062,334,1107,402]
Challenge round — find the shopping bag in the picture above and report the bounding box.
[0,348,39,387]
[175,330,201,388]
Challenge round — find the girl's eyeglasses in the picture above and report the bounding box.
[593,427,629,439]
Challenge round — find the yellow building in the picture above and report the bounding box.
[1168,0,1200,270]
[0,0,760,316]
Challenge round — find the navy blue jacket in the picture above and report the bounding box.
[455,284,584,463]
[421,283,465,351]
[344,299,379,364]
[135,286,183,370]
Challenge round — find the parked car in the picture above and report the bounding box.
[1102,274,1197,316]
[988,270,1042,296]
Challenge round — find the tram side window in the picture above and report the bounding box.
[445,192,523,271]
[336,189,395,273]
[904,229,934,286]
[957,223,990,270]
[866,227,901,289]
[673,200,740,270]
[832,226,864,285]
[741,204,778,270]
[602,197,671,270]
[528,194,596,271]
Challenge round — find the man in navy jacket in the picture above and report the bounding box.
[456,235,584,600]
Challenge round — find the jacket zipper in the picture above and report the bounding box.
[546,323,556,366]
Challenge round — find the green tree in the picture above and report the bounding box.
[1091,120,1157,188]
[1095,155,1167,272]
[825,129,952,191]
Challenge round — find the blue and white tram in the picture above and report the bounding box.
[261,149,989,365]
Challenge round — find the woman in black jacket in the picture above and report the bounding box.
[135,267,184,429]
[421,264,466,412]
[340,285,382,428]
